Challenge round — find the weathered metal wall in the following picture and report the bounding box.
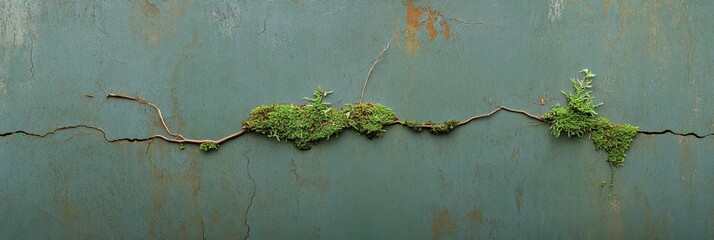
[1,0,713,239]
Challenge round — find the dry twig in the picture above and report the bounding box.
[360,42,390,103]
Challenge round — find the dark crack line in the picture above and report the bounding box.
[0,124,246,145]
[638,130,713,139]
[2,105,710,153]
[30,202,61,226]
[243,154,256,240]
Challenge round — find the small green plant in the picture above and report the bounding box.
[543,69,638,167]
[179,143,185,150]
[199,142,219,152]
[242,87,397,150]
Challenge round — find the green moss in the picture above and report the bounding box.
[543,69,638,167]
[199,142,219,152]
[403,119,460,134]
[591,118,639,167]
[242,87,397,150]
[542,106,596,138]
[343,103,398,139]
[403,120,432,132]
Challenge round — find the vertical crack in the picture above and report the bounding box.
[29,38,35,80]
[199,216,206,240]
[243,155,256,240]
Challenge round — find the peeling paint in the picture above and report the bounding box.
[548,0,563,22]
[0,0,38,47]
[210,1,241,38]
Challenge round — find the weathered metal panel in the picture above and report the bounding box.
[1,0,712,239]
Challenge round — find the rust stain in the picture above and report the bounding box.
[139,0,159,17]
[405,2,423,54]
[608,197,625,240]
[404,3,451,54]
[129,0,192,45]
[431,210,456,240]
[440,21,450,40]
[143,143,203,238]
[406,3,422,30]
[468,209,484,227]
[426,11,438,40]
[167,29,199,134]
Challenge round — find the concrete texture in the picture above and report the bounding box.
[1,0,713,239]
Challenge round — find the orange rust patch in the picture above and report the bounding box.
[404,3,451,54]
[426,11,438,40]
[405,2,424,53]
[406,3,422,30]
[432,210,456,240]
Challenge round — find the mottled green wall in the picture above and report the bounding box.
[1,0,713,239]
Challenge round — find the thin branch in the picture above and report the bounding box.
[107,93,186,140]
[389,106,545,128]
[359,41,390,103]
[107,93,248,144]
[459,106,545,125]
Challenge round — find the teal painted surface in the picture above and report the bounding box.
[1,0,713,239]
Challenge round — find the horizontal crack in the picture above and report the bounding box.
[0,97,709,150]
[638,129,713,139]
[389,106,546,129]
[1,106,709,150]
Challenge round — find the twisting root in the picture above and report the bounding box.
[389,106,545,128]
[107,93,186,140]
[105,93,247,145]
[359,42,390,103]
[457,106,545,125]
[1,96,709,151]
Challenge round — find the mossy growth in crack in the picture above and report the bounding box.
[543,69,639,167]
[242,87,397,150]
[403,119,460,134]
[199,142,219,152]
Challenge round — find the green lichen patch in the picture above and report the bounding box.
[199,142,219,152]
[242,87,397,150]
[403,119,460,134]
[543,69,639,167]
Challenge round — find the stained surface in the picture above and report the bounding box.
[1,1,713,239]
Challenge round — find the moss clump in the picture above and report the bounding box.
[199,142,219,152]
[591,118,638,167]
[343,103,398,139]
[543,69,638,167]
[403,119,460,134]
[242,87,396,150]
